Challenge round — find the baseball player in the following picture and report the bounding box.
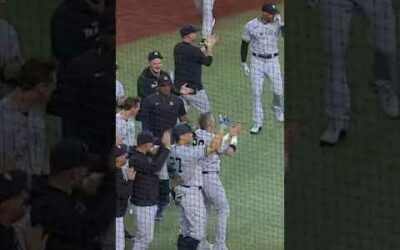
[116,97,141,147]
[193,0,216,40]
[114,144,136,250]
[308,0,399,145]
[168,123,224,250]
[174,24,218,114]
[195,113,242,250]
[129,130,171,250]
[241,3,285,134]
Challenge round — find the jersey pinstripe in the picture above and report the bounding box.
[242,18,282,55]
[169,144,206,187]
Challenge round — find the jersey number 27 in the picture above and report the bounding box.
[167,157,182,173]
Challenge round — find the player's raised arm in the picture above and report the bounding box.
[206,132,224,156]
[223,123,242,156]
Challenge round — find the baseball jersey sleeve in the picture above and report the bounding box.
[177,97,187,117]
[242,22,251,42]
[193,47,212,66]
[115,114,124,142]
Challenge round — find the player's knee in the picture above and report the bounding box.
[217,202,230,217]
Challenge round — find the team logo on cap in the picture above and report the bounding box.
[154,51,159,55]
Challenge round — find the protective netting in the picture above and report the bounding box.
[286,0,400,249]
[117,1,284,250]
[1,0,117,249]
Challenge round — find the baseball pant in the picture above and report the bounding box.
[181,89,211,114]
[250,55,284,127]
[132,205,158,250]
[179,186,207,242]
[320,0,397,121]
[116,217,125,250]
[193,0,215,38]
[201,173,230,250]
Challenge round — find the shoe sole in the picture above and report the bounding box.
[250,127,262,135]
[320,130,347,146]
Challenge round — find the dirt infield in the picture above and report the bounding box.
[117,0,281,44]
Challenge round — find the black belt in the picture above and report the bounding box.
[202,171,219,174]
[182,185,202,190]
[252,53,279,59]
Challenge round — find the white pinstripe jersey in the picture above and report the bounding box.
[115,112,136,147]
[0,96,48,176]
[242,18,282,55]
[169,144,206,187]
[194,129,230,172]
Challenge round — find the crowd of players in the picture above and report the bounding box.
[0,0,242,249]
[114,18,244,249]
[0,0,119,249]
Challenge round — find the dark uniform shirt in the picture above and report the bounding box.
[30,184,114,250]
[51,0,101,63]
[140,92,186,139]
[129,146,170,207]
[173,41,213,91]
[137,68,170,100]
[48,49,115,155]
[116,169,132,218]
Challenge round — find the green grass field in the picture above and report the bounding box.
[285,1,400,249]
[117,7,284,250]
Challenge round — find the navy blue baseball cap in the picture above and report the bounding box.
[50,139,90,173]
[262,3,279,14]
[148,50,163,61]
[157,74,173,86]
[0,171,27,203]
[113,144,128,157]
[180,24,200,37]
[137,131,157,145]
[173,123,193,140]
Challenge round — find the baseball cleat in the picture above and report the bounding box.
[155,214,164,221]
[373,80,399,118]
[124,229,134,240]
[274,109,284,122]
[319,119,349,146]
[250,126,262,134]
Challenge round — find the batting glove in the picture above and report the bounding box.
[171,186,183,206]
[241,63,250,76]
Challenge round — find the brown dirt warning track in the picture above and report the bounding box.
[117,0,281,44]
